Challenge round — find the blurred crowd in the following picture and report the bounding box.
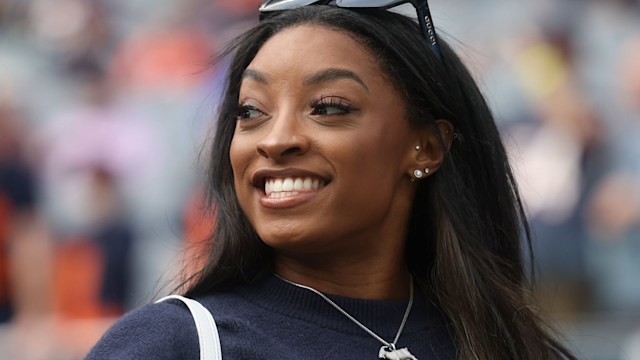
[0,0,638,359]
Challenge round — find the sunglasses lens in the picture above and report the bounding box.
[335,0,407,8]
[260,0,322,12]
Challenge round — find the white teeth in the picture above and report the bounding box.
[273,179,283,192]
[269,191,298,198]
[264,176,325,197]
[282,178,294,191]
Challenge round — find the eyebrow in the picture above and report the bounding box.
[241,68,369,93]
[303,68,369,93]
[242,69,269,84]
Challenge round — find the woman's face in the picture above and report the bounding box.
[230,25,420,258]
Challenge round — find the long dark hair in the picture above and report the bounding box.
[183,6,575,360]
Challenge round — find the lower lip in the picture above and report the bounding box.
[259,190,321,209]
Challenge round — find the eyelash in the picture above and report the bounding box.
[308,96,358,116]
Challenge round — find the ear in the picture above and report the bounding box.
[409,120,454,178]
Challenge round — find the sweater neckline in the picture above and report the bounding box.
[234,274,442,340]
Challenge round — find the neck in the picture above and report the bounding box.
[273,256,411,300]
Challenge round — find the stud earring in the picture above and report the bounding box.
[424,167,430,174]
[413,169,424,179]
[415,145,421,151]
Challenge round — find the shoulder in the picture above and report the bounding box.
[85,299,199,360]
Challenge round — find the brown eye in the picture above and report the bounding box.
[312,104,347,115]
[237,105,264,120]
[309,96,357,116]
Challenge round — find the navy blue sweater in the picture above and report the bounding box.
[86,275,456,359]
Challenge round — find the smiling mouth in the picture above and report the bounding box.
[264,176,327,198]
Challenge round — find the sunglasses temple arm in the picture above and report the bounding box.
[416,1,442,59]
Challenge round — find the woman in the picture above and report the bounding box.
[87,2,576,359]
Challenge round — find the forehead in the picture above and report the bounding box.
[245,24,383,82]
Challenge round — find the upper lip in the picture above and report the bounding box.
[251,168,330,189]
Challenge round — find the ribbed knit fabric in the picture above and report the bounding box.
[85,275,456,359]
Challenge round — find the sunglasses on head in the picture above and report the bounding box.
[259,0,442,59]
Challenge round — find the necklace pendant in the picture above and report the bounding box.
[378,346,418,360]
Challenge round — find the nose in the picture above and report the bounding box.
[256,112,310,161]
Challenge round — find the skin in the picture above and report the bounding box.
[230,25,447,300]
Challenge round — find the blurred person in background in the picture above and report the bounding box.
[584,35,640,312]
[36,55,162,232]
[34,53,161,314]
[504,30,600,316]
[0,97,40,323]
[0,93,58,360]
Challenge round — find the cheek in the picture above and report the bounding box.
[348,125,410,175]
[229,136,252,192]
[229,138,240,175]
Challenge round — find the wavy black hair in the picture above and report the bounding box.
[182,6,576,360]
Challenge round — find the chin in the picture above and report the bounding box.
[258,229,324,254]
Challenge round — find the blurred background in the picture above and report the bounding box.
[0,0,638,359]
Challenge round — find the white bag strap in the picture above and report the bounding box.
[156,295,222,360]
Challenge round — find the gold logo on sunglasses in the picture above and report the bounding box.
[424,15,437,47]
